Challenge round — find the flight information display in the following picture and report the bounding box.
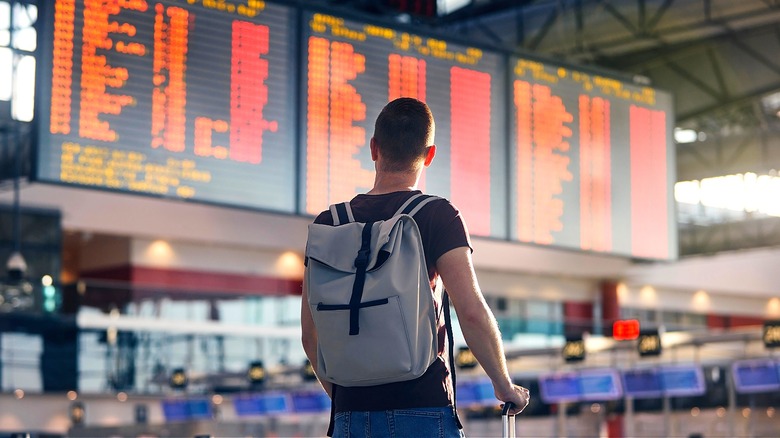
[300,12,507,238]
[36,0,297,212]
[510,56,677,259]
[35,2,678,259]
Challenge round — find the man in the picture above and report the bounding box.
[301,97,529,437]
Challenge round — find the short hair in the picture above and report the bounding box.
[373,98,434,172]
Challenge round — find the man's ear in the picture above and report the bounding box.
[370,137,378,161]
[423,145,436,167]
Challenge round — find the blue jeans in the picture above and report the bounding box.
[332,406,464,438]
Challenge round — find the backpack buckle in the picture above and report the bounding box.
[354,249,370,269]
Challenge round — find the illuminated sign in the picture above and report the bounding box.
[539,369,622,403]
[234,392,290,416]
[562,337,585,362]
[456,379,495,407]
[612,319,640,341]
[290,390,331,413]
[169,368,188,389]
[658,365,705,397]
[455,346,478,369]
[637,329,662,357]
[37,0,297,212]
[300,12,507,237]
[161,398,212,421]
[731,359,780,394]
[247,360,266,385]
[764,320,780,348]
[302,359,318,381]
[622,368,663,398]
[509,55,676,260]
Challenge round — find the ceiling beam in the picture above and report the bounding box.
[677,82,780,122]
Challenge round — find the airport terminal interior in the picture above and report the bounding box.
[0,0,779,436]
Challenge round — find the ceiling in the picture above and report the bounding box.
[328,0,780,256]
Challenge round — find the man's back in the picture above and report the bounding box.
[311,190,471,412]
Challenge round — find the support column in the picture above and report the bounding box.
[601,281,621,337]
[563,301,594,337]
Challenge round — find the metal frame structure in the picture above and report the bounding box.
[423,0,780,256]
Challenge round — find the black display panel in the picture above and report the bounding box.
[36,0,297,212]
[299,12,507,238]
[509,56,677,259]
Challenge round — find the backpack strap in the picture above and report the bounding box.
[443,291,464,430]
[329,202,355,225]
[395,193,442,217]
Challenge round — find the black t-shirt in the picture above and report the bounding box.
[313,190,472,412]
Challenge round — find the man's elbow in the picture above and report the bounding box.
[457,303,495,329]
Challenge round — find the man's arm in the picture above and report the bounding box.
[436,246,530,414]
[300,278,333,398]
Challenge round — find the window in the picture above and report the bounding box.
[0,1,36,121]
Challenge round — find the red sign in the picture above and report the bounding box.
[613,319,640,341]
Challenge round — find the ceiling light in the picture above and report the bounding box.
[674,128,697,143]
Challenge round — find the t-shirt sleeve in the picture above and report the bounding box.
[421,199,473,271]
[313,210,333,225]
[305,210,334,267]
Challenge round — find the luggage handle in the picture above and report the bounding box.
[502,402,516,438]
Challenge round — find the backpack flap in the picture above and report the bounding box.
[306,218,402,273]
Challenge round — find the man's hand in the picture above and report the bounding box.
[496,384,531,415]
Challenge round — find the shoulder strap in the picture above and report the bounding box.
[329,202,355,225]
[394,193,441,217]
[331,194,440,225]
[443,291,464,430]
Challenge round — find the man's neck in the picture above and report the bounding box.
[367,170,420,195]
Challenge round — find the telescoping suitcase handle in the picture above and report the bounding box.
[502,402,517,438]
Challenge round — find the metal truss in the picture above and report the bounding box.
[678,216,780,256]
[439,0,780,128]
[677,131,780,180]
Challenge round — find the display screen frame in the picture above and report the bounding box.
[731,359,780,394]
[34,0,301,215]
[507,52,678,260]
[622,368,664,399]
[32,1,678,261]
[296,7,509,239]
[658,365,706,397]
[234,391,291,416]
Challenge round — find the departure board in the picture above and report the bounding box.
[300,12,507,238]
[510,57,677,259]
[36,0,297,212]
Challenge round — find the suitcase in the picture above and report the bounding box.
[502,402,517,438]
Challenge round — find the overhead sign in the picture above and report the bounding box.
[763,320,780,348]
[637,329,662,357]
[300,11,507,237]
[37,0,298,212]
[562,337,586,362]
[612,319,640,341]
[455,346,479,369]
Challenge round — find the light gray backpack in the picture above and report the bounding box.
[304,193,442,387]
